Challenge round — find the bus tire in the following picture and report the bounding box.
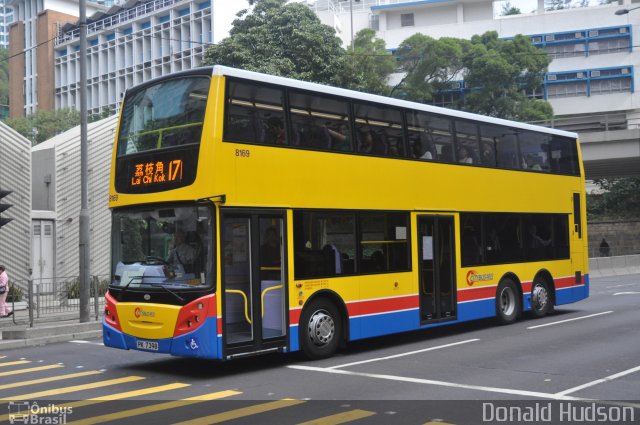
[300,298,342,360]
[495,279,520,325]
[531,277,554,318]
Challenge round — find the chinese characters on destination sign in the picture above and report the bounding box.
[131,159,183,186]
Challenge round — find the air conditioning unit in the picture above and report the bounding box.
[532,36,542,43]
[577,72,585,78]
[545,35,555,41]
[590,70,600,77]
[575,32,583,38]
[589,30,599,37]
[621,68,629,74]
[547,74,557,81]
[620,27,628,34]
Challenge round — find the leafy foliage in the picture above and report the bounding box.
[203,0,347,86]
[5,108,80,145]
[500,2,522,15]
[587,178,640,220]
[461,32,552,121]
[393,31,552,121]
[0,48,8,110]
[342,29,397,96]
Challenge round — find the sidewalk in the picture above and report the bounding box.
[0,307,103,351]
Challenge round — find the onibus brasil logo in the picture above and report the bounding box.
[8,401,72,424]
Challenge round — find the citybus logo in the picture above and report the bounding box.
[466,270,494,286]
[134,307,155,319]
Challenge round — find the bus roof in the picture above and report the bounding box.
[211,65,578,140]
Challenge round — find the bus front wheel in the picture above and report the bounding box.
[531,277,554,318]
[496,279,520,325]
[300,298,342,360]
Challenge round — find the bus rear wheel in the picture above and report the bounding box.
[531,277,554,318]
[300,298,342,360]
[496,279,520,325]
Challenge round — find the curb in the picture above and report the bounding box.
[0,329,103,351]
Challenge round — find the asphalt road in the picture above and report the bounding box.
[1,273,639,425]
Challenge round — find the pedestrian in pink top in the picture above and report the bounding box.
[0,265,12,317]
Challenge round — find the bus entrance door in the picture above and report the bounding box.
[418,215,457,323]
[221,211,288,358]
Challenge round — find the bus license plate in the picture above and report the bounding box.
[136,340,159,351]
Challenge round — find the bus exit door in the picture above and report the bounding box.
[221,211,288,358]
[418,215,457,323]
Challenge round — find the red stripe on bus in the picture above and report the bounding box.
[347,295,419,317]
[458,286,496,302]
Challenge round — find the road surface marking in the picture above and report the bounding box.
[288,365,584,401]
[65,390,241,425]
[613,292,640,296]
[173,398,305,425]
[526,311,613,330]
[0,370,102,390]
[0,376,145,401]
[328,339,480,369]
[296,409,376,425]
[0,364,63,377]
[0,360,31,368]
[556,364,640,396]
[69,340,104,346]
[0,383,192,423]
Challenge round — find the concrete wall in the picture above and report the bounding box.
[0,122,32,286]
[32,115,118,280]
[588,220,640,257]
[31,148,56,211]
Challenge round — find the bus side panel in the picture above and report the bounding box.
[555,274,589,305]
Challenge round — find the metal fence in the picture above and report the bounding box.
[6,275,108,327]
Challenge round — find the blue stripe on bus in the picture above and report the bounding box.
[103,317,219,359]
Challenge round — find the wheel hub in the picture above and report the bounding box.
[500,287,516,316]
[533,284,548,311]
[308,310,335,346]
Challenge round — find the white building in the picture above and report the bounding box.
[0,121,32,288]
[7,0,246,117]
[53,0,245,115]
[0,0,13,48]
[309,0,637,129]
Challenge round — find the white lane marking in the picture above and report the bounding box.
[69,340,104,346]
[557,364,640,396]
[613,292,640,296]
[526,311,613,330]
[288,365,583,401]
[606,283,639,289]
[327,339,480,370]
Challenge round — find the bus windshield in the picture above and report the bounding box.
[111,205,213,289]
[117,77,210,156]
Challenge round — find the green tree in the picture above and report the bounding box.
[5,108,80,145]
[500,2,522,15]
[342,29,397,96]
[393,34,469,102]
[203,0,347,86]
[461,32,552,121]
[587,178,640,220]
[0,48,9,116]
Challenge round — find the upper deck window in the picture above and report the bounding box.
[117,77,210,157]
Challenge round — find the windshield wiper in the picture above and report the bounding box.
[150,284,185,303]
[118,275,143,301]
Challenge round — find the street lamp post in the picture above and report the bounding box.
[615,5,640,15]
[79,0,91,323]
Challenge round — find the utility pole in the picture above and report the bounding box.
[79,0,91,322]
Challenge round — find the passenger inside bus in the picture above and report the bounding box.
[265,117,286,145]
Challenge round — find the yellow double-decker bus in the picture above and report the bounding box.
[104,65,588,360]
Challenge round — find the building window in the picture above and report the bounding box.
[400,13,414,27]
